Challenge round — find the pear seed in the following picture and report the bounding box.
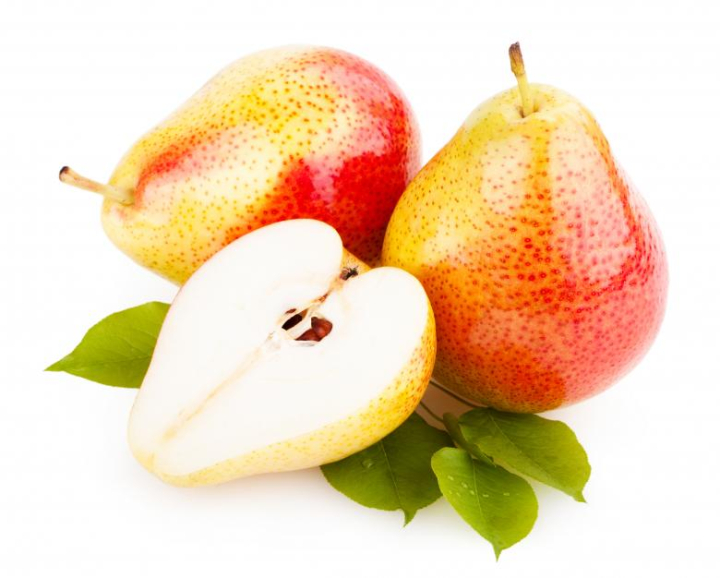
[311,317,333,339]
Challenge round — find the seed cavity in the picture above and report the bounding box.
[282,312,304,330]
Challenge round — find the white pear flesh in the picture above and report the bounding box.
[128,219,435,486]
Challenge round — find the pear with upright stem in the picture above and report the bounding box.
[383,43,668,413]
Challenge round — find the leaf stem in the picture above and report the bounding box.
[429,378,485,409]
[419,401,444,425]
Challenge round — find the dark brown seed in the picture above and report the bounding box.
[311,317,333,339]
[282,313,303,330]
[296,328,320,342]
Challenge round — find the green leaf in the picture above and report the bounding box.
[46,301,169,388]
[442,412,494,466]
[322,413,453,524]
[459,408,590,502]
[432,447,538,559]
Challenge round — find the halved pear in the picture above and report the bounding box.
[128,219,436,486]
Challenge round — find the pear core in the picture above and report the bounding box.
[128,219,434,485]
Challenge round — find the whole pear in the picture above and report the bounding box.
[382,44,667,413]
[61,46,420,283]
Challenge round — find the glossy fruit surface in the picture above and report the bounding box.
[383,83,667,413]
[78,46,419,283]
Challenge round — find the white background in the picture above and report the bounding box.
[2,1,719,576]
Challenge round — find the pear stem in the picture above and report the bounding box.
[59,166,133,205]
[509,42,533,117]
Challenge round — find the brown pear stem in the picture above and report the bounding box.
[509,42,533,117]
[59,166,133,205]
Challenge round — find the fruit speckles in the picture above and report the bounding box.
[103,46,420,284]
[383,84,667,413]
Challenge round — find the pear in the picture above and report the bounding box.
[382,43,667,413]
[129,220,435,486]
[60,46,420,284]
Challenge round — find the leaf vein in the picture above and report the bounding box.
[487,414,560,486]
[61,354,152,370]
[471,460,489,528]
[379,440,404,510]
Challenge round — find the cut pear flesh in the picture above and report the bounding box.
[128,219,435,486]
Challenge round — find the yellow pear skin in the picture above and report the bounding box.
[61,46,420,284]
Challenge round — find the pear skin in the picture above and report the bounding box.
[383,46,667,413]
[61,46,420,284]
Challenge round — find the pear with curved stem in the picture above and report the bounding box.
[61,46,420,284]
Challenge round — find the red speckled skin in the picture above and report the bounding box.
[383,84,668,413]
[102,46,420,284]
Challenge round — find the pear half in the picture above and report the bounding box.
[128,219,435,486]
